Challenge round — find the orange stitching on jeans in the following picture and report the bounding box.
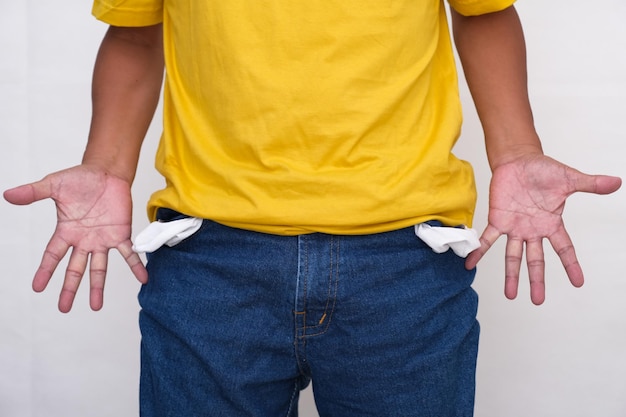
[300,236,339,338]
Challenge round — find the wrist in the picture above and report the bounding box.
[81,152,137,185]
[485,130,544,171]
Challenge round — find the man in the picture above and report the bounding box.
[4,0,621,415]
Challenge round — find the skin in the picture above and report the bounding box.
[3,24,164,312]
[3,7,622,312]
[452,7,621,304]
[5,165,146,312]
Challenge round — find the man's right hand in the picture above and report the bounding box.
[3,164,148,313]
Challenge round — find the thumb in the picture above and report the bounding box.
[4,179,52,206]
[575,174,622,195]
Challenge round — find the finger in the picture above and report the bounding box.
[58,246,89,313]
[465,224,501,270]
[504,237,523,300]
[3,178,52,206]
[33,234,70,293]
[573,173,621,195]
[118,241,148,284]
[89,251,109,311]
[525,238,546,305]
[548,227,584,288]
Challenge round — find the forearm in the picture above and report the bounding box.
[451,6,542,170]
[82,24,164,184]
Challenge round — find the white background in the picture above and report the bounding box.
[1,1,624,416]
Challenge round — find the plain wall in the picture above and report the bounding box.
[1,1,624,416]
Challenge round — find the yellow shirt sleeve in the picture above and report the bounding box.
[448,0,517,16]
[92,0,163,26]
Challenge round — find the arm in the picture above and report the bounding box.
[451,6,541,169]
[3,24,164,312]
[452,6,621,304]
[86,24,164,183]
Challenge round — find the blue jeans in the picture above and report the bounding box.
[139,210,479,416]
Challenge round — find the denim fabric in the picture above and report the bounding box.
[139,212,479,417]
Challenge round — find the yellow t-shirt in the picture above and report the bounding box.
[93,0,515,235]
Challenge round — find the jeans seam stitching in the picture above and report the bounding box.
[299,236,339,338]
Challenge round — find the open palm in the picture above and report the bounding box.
[465,155,621,304]
[4,165,148,312]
